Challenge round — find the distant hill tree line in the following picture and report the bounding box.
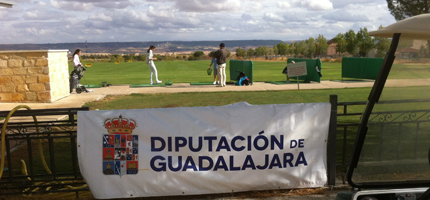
[80,51,202,62]
[235,27,393,59]
[332,26,391,58]
[187,50,232,60]
[236,34,329,59]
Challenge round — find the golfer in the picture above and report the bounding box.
[213,43,228,87]
[146,45,162,85]
[208,57,219,85]
[72,49,83,69]
[70,49,94,93]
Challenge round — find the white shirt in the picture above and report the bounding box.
[73,54,82,67]
[146,50,153,65]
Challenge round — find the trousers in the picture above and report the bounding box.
[148,61,160,84]
[217,63,226,86]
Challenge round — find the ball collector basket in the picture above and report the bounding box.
[207,68,212,75]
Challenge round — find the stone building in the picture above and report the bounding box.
[0,50,70,103]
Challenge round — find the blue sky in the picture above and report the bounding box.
[0,0,396,44]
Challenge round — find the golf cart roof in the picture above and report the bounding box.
[347,13,430,189]
[0,1,14,8]
[369,13,430,39]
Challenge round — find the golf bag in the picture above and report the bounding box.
[235,70,249,86]
[69,65,88,94]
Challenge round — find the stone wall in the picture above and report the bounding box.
[0,50,70,103]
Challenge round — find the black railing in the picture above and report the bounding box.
[327,95,430,186]
[3,98,428,194]
[0,107,89,196]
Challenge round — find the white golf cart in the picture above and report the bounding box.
[336,13,430,200]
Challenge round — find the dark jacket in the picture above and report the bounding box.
[213,49,228,65]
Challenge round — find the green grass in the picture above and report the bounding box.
[84,85,430,111]
[74,60,355,84]
[73,60,430,85]
[72,60,343,85]
[84,87,370,110]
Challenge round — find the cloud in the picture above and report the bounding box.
[0,10,7,18]
[277,1,291,9]
[24,12,38,19]
[330,0,377,9]
[50,0,94,11]
[282,12,313,22]
[0,0,398,44]
[23,9,67,20]
[91,1,133,9]
[241,13,253,20]
[50,0,132,11]
[245,2,263,12]
[147,5,175,18]
[323,10,370,22]
[262,12,284,22]
[35,1,47,6]
[299,0,333,11]
[162,0,241,12]
[88,13,113,22]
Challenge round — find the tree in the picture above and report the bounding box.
[418,45,429,58]
[236,47,247,57]
[226,49,231,57]
[208,51,215,58]
[293,42,301,57]
[267,47,275,56]
[164,55,174,61]
[276,42,288,55]
[138,55,146,62]
[345,29,358,56]
[116,55,125,63]
[154,54,162,61]
[374,25,392,58]
[193,51,205,58]
[387,0,430,21]
[333,33,347,57]
[288,43,295,56]
[305,37,316,58]
[296,41,307,58]
[273,46,279,55]
[109,54,117,62]
[255,46,265,57]
[315,34,329,58]
[356,27,375,57]
[188,55,196,60]
[247,48,255,58]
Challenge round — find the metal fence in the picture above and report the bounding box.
[0,107,89,196]
[3,97,428,195]
[327,95,430,186]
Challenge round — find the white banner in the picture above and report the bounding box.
[77,102,330,199]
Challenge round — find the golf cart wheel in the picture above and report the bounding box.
[76,88,82,94]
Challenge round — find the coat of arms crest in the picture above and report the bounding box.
[102,115,138,176]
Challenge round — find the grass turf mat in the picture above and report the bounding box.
[265,81,307,85]
[130,84,167,87]
[82,84,103,88]
[190,82,215,85]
